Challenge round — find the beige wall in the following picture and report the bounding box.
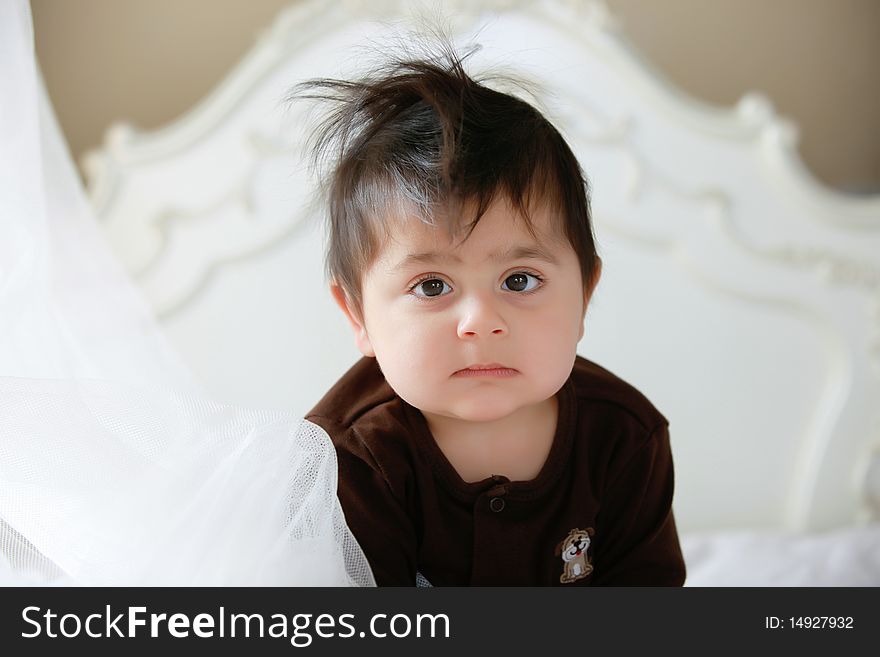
[32,0,880,193]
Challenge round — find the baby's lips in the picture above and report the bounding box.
[451,363,521,377]
[456,362,511,372]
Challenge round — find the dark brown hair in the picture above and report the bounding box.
[290,38,599,319]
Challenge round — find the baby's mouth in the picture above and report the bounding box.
[453,363,519,377]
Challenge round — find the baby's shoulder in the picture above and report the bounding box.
[569,355,668,433]
[305,357,416,476]
[568,357,672,484]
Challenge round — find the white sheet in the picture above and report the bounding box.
[681,525,880,586]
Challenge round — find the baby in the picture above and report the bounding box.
[300,44,685,586]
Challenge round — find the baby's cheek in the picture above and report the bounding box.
[532,312,580,352]
[377,338,438,391]
[528,320,579,383]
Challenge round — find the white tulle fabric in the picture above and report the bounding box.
[0,0,374,587]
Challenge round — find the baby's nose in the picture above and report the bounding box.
[458,325,506,338]
[456,297,508,339]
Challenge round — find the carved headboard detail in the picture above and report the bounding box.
[84,1,880,533]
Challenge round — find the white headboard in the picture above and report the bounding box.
[84,0,880,534]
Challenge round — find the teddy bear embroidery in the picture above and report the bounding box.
[555,527,595,584]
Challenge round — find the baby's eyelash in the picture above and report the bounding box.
[406,270,546,300]
[503,270,545,294]
[408,273,446,292]
[514,270,544,282]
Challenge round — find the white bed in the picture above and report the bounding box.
[83,0,880,585]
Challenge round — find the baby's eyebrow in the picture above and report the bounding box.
[392,245,559,272]
[496,245,559,265]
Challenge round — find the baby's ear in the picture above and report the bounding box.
[584,256,602,307]
[578,257,603,341]
[330,283,375,358]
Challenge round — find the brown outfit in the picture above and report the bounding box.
[306,355,686,586]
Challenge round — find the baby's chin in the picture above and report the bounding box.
[417,393,546,424]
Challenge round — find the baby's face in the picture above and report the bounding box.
[342,197,595,424]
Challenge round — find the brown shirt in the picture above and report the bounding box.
[306,355,686,586]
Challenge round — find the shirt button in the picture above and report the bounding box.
[489,497,505,513]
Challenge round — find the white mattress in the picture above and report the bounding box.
[681,524,880,586]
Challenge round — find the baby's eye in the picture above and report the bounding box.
[502,272,542,293]
[411,278,452,298]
